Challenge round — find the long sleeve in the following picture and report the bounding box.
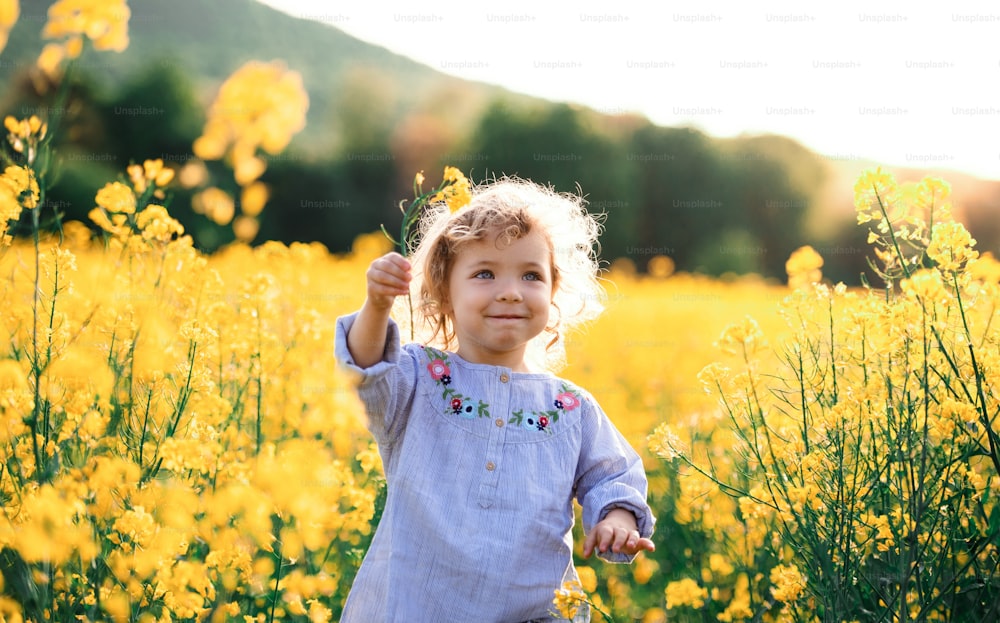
[573,393,655,563]
[334,312,417,447]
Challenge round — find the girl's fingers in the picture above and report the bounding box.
[375,252,411,278]
[612,530,655,556]
[611,527,632,553]
[383,251,411,271]
[367,254,412,298]
[582,526,606,558]
[584,519,653,557]
[622,533,655,555]
[589,526,616,555]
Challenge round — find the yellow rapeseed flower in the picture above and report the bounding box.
[193,187,235,226]
[853,166,897,224]
[307,599,332,623]
[769,564,806,603]
[432,165,472,213]
[42,0,130,52]
[1,165,40,210]
[0,179,21,245]
[37,0,128,79]
[632,555,659,584]
[967,252,1000,283]
[717,574,753,622]
[232,215,260,242]
[15,484,98,564]
[4,115,47,162]
[709,553,735,577]
[648,422,685,460]
[900,269,950,305]
[927,221,978,273]
[552,580,585,620]
[355,443,383,474]
[785,245,823,289]
[177,159,209,189]
[193,60,308,189]
[135,204,184,243]
[0,358,27,392]
[714,315,766,358]
[647,254,674,278]
[641,607,668,623]
[240,181,269,217]
[664,577,708,609]
[43,344,113,408]
[36,42,70,79]
[0,173,24,247]
[95,180,136,214]
[0,0,18,56]
[576,566,598,593]
[127,158,174,195]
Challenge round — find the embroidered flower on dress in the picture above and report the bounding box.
[424,346,490,420]
[450,397,474,418]
[421,347,583,430]
[508,385,582,434]
[428,359,450,384]
[554,391,581,411]
[514,410,549,432]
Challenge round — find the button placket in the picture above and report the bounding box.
[478,368,511,508]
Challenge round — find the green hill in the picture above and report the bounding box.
[0,0,542,157]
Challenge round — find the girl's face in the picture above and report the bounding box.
[444,227,554,371]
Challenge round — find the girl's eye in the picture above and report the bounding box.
[474,270,494,279]
[523,272,543,282]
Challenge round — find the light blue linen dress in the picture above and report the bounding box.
[335,313,655,623]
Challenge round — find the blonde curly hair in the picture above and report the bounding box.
[397,175,606,372]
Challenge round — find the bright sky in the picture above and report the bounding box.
[259,0,999,181]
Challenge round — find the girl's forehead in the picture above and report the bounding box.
[455,227,552,258]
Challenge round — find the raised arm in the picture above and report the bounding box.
[347,252,412,369]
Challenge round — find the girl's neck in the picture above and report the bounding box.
[455,345,531,373]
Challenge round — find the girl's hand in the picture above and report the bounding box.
[366,252,412,310]
[347,252,411,369]
[583,508,655,558]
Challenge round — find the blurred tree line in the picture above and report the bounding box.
[0,57,941,285]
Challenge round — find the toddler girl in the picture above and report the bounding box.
[335,176,655,622]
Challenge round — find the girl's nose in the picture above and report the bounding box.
[496,280,523,302]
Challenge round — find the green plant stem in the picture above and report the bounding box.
[255,303,264,455]
[874,185,912,280]
[137,384,153,468]
[268,541,284,623]
[391,180,454,342]
[28,205,46,483]
[42,250,61,455]
[585,597,615,623]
